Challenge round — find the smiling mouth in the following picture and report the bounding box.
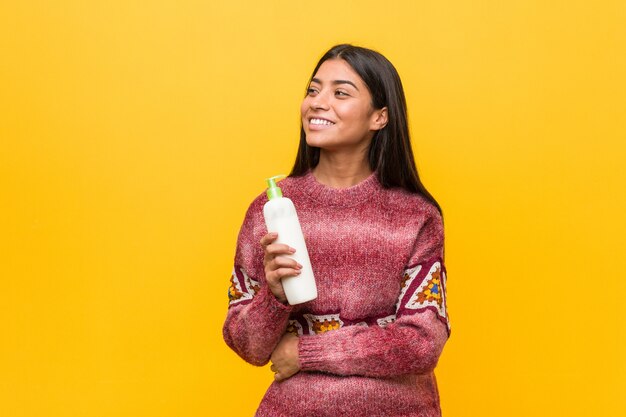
[309,118,335,126]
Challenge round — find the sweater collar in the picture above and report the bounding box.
[296,169,380,207]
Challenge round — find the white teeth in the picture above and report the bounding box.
[310,118,334,125]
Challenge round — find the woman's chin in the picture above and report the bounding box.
[305,137,371,154]
[305,134,341,150]
[305,141,341,151]
[305,138,329,149]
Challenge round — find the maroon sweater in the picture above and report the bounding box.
[223,170,450,417]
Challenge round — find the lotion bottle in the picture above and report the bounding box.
[263,175,317,305]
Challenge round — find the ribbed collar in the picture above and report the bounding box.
[294,169,380,207]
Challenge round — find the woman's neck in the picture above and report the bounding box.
[312,150,372,189]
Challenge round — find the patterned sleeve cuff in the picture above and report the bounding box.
[256,284,293,317]
[297,335,328,371]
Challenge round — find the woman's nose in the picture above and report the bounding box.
[310,92,330,110]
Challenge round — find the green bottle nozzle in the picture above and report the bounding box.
[266,175,287,200]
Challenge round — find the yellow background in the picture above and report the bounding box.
[1,1,625,416]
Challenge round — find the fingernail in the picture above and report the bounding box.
[289,248,296,253]
[296,263,303,269]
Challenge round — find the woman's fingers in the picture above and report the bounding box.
[264,243,296,259]
[271,255,302,270]
[265,267,302,289]
[261,232,294,253]
[264,252,296,270]
[260,232,278,247]
[261,233,295,259]
[270,334,301,382]
[260,232,301,304]
[272,267,301,279]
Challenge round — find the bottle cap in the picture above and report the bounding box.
[266,175,286,200]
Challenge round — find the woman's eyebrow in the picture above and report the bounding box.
[311,77,359,91]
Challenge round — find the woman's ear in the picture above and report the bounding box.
[370,107,388,131]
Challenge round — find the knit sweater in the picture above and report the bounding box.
[223,170,450,417]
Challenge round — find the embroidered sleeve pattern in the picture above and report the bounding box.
[396,258,450,335]
[286,312,392,337]
[228,266,260,307]
[288,258,450,339]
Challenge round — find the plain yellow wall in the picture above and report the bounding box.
[1,1,625,416]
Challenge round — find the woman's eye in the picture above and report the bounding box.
[335,90,349,97]
[307,87,318,95]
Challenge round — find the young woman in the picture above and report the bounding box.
[224,44,450,416]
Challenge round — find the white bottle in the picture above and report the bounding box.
[263,175,317,305]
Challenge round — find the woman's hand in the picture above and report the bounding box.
[270,333,301,382]
[261,232,302,304]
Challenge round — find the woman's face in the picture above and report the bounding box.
[301,59,387,152]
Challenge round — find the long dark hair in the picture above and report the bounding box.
[290,44,442,215]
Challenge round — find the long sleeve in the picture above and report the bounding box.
[222,198,293,366]
[297,204,450,378]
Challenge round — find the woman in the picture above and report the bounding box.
[223,44,450,416]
